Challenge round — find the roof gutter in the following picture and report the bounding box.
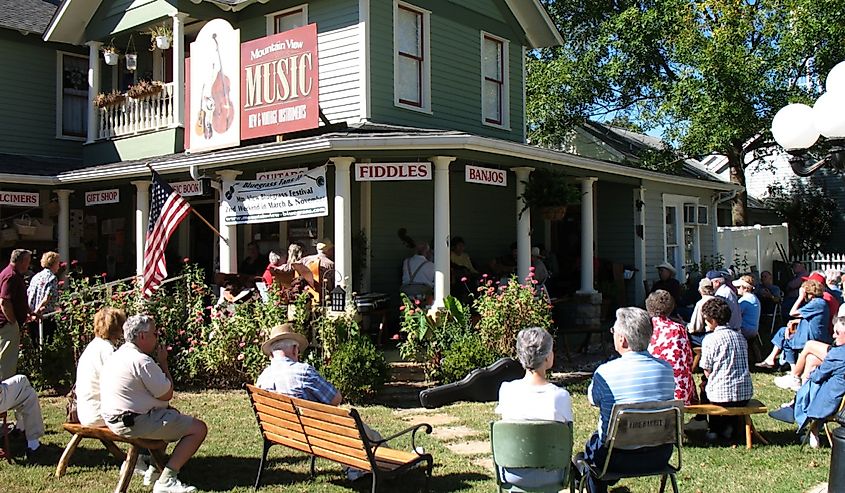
[0,173,58,185]
[54,134,742,191]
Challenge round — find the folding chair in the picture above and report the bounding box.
[491,420,573,493]
[822,395,845,446]
[573,400,683,493]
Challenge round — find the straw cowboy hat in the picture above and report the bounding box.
[261,323,308,356]
[656,262,677,275]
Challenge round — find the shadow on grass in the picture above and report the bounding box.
[683,428,804,448]
[183,454,313,491]
[325,468,489,492]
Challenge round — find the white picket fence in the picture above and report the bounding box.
[792,253,845,274]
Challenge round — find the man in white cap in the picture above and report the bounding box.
[651,262,681,306]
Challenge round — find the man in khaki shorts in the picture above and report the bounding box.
[0,249,33,379]
[101,315,207,493]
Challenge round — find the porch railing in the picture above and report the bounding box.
[97,82,175,139]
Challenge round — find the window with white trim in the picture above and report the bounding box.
[394,1,430,112]
[266,4,307,35]
[481,33,508,127]
[663,194,702,274]
[57,53,88,139]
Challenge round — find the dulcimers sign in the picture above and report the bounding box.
[186,20,320,153]
[241,24,319,139]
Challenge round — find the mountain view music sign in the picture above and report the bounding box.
[186,20,320,153]
[240,24,319,139]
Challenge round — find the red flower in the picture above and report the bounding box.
[182,257,191,263]
[70,259,79,266]
[100,272,108,278]
[460,277,468,283]
[399,305,406,311]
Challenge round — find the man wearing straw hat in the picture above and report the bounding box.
[651,262,681,306]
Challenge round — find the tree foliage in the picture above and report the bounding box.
[530,0,845,224]
[765,180,837,256]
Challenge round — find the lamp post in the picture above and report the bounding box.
[771,61,845,176]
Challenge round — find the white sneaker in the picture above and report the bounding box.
[132,455,150,476]
[144,464,162,486]
[153,477,197,493]
[808,429,821,449]
[774,374,802,392]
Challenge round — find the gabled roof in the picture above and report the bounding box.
[45,0,563,48]
[0,0,59,35]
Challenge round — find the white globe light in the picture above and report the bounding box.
[772,103,819,150]
[813,91,845,139]
[825,61,845,94]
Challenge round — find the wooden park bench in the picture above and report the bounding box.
[683,399,770,449]
[55,423,168,493]
[245,384,434,492]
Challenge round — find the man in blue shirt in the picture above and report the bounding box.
[577,307,676,493]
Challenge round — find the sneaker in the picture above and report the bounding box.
[343,467,367,482]
[133,455,150,476]
[808,429,821,449]
[144,464,162,486]
[24,445,48,466]
[774,374,801,392]
[153,477,197,493]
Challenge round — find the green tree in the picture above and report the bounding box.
[530,0,845,225]
[765,180,837,256]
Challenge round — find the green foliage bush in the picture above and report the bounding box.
[439,333,498,384]
[322,336,387,404]
[473,275,553,357]
[766,181,837,256]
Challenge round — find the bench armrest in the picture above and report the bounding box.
[369,423,432,456]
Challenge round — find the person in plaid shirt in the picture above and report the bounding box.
[700,297,754,441]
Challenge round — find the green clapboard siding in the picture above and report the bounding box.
[0,30,84,159]
[369,0,525,142]
[237,0,359,40]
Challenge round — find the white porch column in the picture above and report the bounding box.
[217,170,242,274]
[331,157,355,289]
[85,41,102,143]
[634,187,646,304]
[513,167,534,282]
[578,177,598,294]
[56,190,72,263]
[432,156,456,307]
[360,180,372,292]
[172,13,187,126]
[131,180,151,276]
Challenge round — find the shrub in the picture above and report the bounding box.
[399,295,472,382]
[473,275,553,357]
[322,336,387,403]
[439,333,499,384]
[765,180,837,256]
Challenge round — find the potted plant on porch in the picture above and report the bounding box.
[93,90,126,109]
[126,80,164,99]
[101,41,119,66]
[519,168,581,221]
[147,23,172,50]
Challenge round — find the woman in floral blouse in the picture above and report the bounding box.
[646,289,698,404]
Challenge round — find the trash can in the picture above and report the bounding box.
[830,426,845,491]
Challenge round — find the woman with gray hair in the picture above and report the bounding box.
[495,327,572,488]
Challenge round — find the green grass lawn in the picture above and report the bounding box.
[0,373,831,493]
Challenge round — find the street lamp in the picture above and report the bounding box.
[771,61,845,176]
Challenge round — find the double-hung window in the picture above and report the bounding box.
[266,5,307,35]
[481,33,508,127]
[57,52,88,139]
[394,1,430,112]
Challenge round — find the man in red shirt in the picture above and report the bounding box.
[0,249,33,379]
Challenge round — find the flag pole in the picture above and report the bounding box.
[146,163,228,244]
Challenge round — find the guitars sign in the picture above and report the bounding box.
[186,20,320,153]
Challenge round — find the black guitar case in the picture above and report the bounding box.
[418,357,524,409]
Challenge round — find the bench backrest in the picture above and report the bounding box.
[246,384,374,471]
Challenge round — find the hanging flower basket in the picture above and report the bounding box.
[540,205,568,222]
[155,35,171,50]
[103,50,119,65]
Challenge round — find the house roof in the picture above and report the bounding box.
[45,0,563,48]
[0,0,59,35]
[0,153,83,179]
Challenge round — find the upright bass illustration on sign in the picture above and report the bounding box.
[210,32,234,134]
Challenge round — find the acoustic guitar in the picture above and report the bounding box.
[210,33,234,134]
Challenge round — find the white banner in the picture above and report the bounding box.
[256,168,308,181]
[354,162,431,181]
[0,191,39,207]
[85,189,120,206]
[465,165,507,187]
[171,180,203,197]
[222,166,328,225]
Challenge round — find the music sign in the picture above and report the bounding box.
[171,180,203,197]
[465,165,506,187]
[241,24,319,139]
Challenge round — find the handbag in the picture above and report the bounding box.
[66,384,79,424]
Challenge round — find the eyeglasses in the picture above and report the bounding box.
[610,326,616,334]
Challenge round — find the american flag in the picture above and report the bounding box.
[142,170,191,297]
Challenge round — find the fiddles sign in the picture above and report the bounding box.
[186,20,320,153]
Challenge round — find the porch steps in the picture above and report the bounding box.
[378,361,430,406]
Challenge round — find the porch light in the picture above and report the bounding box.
[330,285,346,312]
[771,61,845,176]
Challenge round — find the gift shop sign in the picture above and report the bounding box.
[465,165,506,187]
[354,163,431,181]
[171,181,203,197]
[0,191,39,207]
[85,189,120,206]
[241,24,319,139]
[221,166,328,225]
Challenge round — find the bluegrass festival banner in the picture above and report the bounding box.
[220,166,328,225]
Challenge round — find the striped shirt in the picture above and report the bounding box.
[589,351,675,441]
[256,356,339,405]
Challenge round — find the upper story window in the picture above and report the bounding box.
[57,52,88,139]
[481,33,509,128]
[394,1,430,112]
[266,4,308,35]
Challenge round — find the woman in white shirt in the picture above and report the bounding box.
[75,307,126,426]
[496,327,573,488]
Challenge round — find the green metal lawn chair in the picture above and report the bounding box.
[490,420,574,493]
